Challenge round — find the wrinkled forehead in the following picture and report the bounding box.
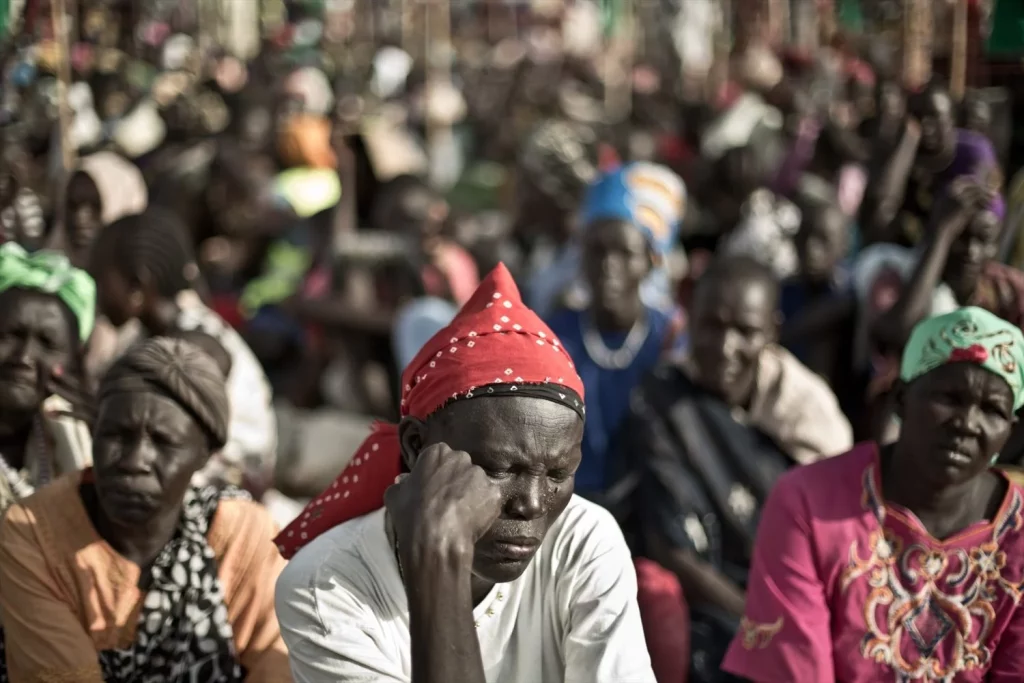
[912,361,1015,405]
[428,393,583,457]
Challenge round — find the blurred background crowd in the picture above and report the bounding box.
[0,0,1022,680]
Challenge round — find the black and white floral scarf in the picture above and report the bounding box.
[0,485,250,683]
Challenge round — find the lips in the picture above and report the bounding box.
[935,439,976,468]
[99,477,160,504]
[488,537,541,561]
[0,365,35,385]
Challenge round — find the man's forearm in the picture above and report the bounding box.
[405,543,487,683]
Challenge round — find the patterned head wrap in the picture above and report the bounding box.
[0,243,96,341]
[519,120,598,210]
[581,162,687,257]
[900,306,1024,411]
[275,264,585,558]
[98,338,230,450]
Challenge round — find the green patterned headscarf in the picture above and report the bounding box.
[0,243,96,342]
[901,307,1024,411]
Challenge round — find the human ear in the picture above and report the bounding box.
[397,416,428,472]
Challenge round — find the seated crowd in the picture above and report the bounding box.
[0,14,1024,681]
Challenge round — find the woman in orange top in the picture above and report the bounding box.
[0,338,291,682]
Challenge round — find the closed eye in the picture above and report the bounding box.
[547,469,572,483]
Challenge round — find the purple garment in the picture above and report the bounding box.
[904,130,999,219]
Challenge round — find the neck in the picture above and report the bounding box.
[919,143,955,175]
[949,277,979,305]
[884,442,982,516]
[94,500,183,569]
[591,299,644,334]
[140,298,180,336]
[0,412,36,469]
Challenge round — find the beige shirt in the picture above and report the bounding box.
[684,344,853,465]
[743,344,853,464]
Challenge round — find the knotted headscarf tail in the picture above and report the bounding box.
[275,264,586,559]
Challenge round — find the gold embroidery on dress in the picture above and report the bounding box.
[739,616,784,650]
[840,465,1024,681]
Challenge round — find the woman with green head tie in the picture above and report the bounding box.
[722,306,1024,682]
[0,242,95,513]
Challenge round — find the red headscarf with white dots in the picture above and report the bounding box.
[274,263,585,559]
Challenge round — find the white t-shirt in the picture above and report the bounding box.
[275,496,656,683]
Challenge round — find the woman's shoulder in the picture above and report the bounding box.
[209,495,278,555]
[275,509,399,630]
[0,473,100,571]
[5,472,84,535]
[772,442,877,506]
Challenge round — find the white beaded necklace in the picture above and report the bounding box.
[580,312,650,370]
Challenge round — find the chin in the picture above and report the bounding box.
[473,556,534,584]
[0,387,43,414]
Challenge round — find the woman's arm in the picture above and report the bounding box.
[0,504,105,682]
[871,183,986,350]
[720,474,834,683]
[860,120,920,243]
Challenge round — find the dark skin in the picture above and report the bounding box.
[961,96,992,138]
[652,267,779,618]
[872,180,998,351]
[914,88,959,167]
[64,171,104,260]
[782,203,853,379]
[86,391,212,584]
[90,249,185,335]
[864,87,958,244]
[389,396,583,683]
[580,218,652,333]
[886,363,1015,540]
[0,289,82,470]
[689,270,780,409]
[795,203,848,286]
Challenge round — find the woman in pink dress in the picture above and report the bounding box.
[724,306,1024,683]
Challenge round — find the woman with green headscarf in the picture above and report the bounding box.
[722,306,1024,682]
[0,242,95,513]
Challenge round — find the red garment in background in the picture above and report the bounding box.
[636,558,690,683]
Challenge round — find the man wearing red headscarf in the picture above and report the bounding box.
[274,264,655,683]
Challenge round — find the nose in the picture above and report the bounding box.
[600,252,619,277]
[116,437,157,476]
[721,328,743,356]
[11,335,36,367]
[951,404,984,436]
[505,475,545,521]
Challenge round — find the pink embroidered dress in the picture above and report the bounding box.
[723,442,1024,683]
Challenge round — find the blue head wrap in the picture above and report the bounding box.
[580,162,686,257]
